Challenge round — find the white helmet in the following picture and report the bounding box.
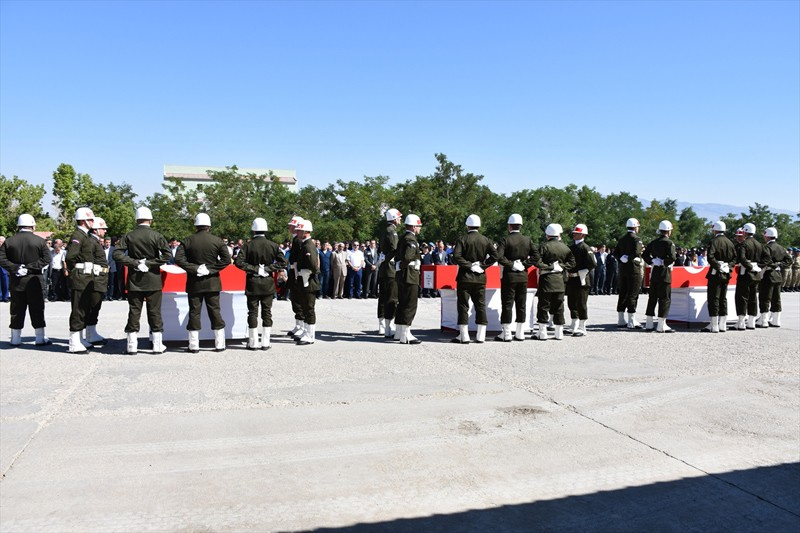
[572,224,588,235]
[297,219,313,232]
[194,213,211,226]
[288,215,303,228]
[712,220,726,232]
[545,223,562,237]
[507,213,523,225]
[658,220,673,232]
[16,214,35,227]
[743,223,756,234]
[465,214,481,227]
[404,214,422,226]
[626,218,640,228]
[135,207,153,220]
[93,217,108,229]
[385,208,402,222]
[251,217,268,232]
[764,227,778,239]
[75,207,95,221]
[735,227,745,237]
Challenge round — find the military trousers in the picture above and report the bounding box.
[759,279,782,313]
[125,290,164,333]
[297,289,316,325]
[456,282,487,325]
[735,276,758,316]
[707,277,729,317]
[187,292,225,331]
[9,279,46,329]
[395,280,419,326]
[566,278,590,320]
[246,294,275,328]
[500,279,527,324]
[288,274,305,320]
[537,290,565,325]
[645,278,671,318]
[377,276,398,320]
[69,288,104,332]
[616,271,642,313]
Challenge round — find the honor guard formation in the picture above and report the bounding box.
[0,207,796,352]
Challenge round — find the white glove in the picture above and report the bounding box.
[775,266,781,272]
[257,264,268,277]
[470,261,484,274]
[620,255,629,264]
[751,264,761,273]
[395,260,402,272]
[82,262,94,275]
[136,259,149,273]
[651,257,664,267]
[512,259,525,272]
[196,264,209,277]
[551,261,563,273]
[93,264,102,276]
[578,268,589,286]
[740,265,746,275]
[16,265,27,277]
[299,268,311,287]
[719,263,730,274]
[413,260,421,271]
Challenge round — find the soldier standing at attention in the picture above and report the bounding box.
[642,220,677,333]
[286,215,306,339]
[534,224,575,341]
[0,214,52,346]
[394,214,423,345]
[294,219,320,345]
[613,217,644,329]
[495,214,538,342]
[377,208,402,338]
[234,217,288,350]
[702,221,736,333]
[735,223,763,330]
[451,214,498,344]
[84,217,110,346]
[757,227,792,328]
[175,213,231,353]
[113,207,171,355]
[566,224,596,337]
[66,207,108,354]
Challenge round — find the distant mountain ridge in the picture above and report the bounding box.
[666,201,797,222]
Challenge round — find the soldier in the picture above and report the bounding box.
[234,217,288,349]
[394,214,423,344]
[174,213,231,353]
[495,214,538,342]
[66,207,108,353]
[642,220,677,333]
[377,208,402,338]
[0,214,52,346]
[613,218,644,329]
[84,217,110,346]
[757,227,792,328]
[566,224,596,337]
[534,224,575,340]
[286,215,306,339]
[451,214,498,344]
[733,223,763,330]
[701,221,736,333]
[113,207,171,355]
[294,219,320,345]
[791,248,800,291]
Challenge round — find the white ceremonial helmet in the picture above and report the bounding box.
[659,220,673,232]
[507,213,523,225]
[16,213,35,227]
[764,227,778,239]
[194,213,211,226]
[743,223,756,234]
[465,214,481,227]
[135,206,153,220]
[572,224,588,235]
[289,215,304,228]
[385,208,402,222]
[735,227,744,237]
[404,214,422,226]
[93,217,108,229]
[626,217,640,228]
[297,219,313,232]
[75,207,95,221]
[251,218,268,232]
[712,220,726,232]
[545,223,562,237]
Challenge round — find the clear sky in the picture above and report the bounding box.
[1,0,798,213]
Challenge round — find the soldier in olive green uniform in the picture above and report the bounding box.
[294,219,320,345]
[643,220,677,333]
[66,207,108,354]
[0,214,52,346]
[495,213,538,342]
[377,208,402,338]
[394,214,423,344]
[286,215,306,339]
[175,213,231,352]
[791,248,800,291]
[566,224,596,337]
[85,217,110,346]
[113,207,171,354]
[702,221,736,333]
[613,218,645,329]
[451,214,498,344]
[234,217,288,350]
[734,223,763,329]
[757,227,793,328]
[534,224,575,341]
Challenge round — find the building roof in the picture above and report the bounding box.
[163,165,297,185]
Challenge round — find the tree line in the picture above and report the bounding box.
[2,154,798,249]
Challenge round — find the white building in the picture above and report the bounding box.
[163,165,298,193]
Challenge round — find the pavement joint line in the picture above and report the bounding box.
[1,358,100,480]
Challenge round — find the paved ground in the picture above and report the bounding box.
[1,294,798,532]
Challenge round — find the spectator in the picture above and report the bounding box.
[593,244,607,295]
[605,252,618,295]
[318,241,332,298]
[420,243,435,297]
[347,240,365,298]
[331,242,347,298]
[363,239,379,298]
[48,239,67,301]
[103,236,116,301]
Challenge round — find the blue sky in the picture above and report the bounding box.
[1,0,798,213]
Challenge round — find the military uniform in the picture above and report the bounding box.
[535,239,575,327]
[792,251,800,290]
[758,241,792,318]
[0,230,50,334]
[295,237,320,330]
[643,234,676,319]
[113,224,170,334]
[234,235,287,330]
[66,227,108,334]
[174,230,231,332]
[85,232,110,332]
[705,233,736,320]
[394,230,422,329]
[288,235,305,324]
[377,222,399,324]
[496,232,538,327]
[734,235,763,321]
[566,239,596,322]
[613,231,644,317]
[452,230,498,327]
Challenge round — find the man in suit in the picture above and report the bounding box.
[318,241,332,299]
[593,244,607,295]
[363,240,379,299]
[103,236,116,301]
[331,242,347,299]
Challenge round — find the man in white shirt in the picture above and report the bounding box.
[346,240,366,299]
[49,239,67,301]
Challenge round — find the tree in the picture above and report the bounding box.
[146,179,199,241]
[0,175,56,236]
[52,163,80,235]
[676,206,707,248]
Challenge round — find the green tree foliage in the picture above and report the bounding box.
[675,206,707,248]
[0,175,56,236]
[52,163,80,234]
[719,203,800,246]
[146,180,199,241]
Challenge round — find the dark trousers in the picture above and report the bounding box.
[48,269,66,301]
[187,292,225,331]
[247,294,274,328]
[9,281,46,329]
[759,279,782,313]
[395,280,419,326]
[348,268,363,298]
[115,263,126,299]
[289,274,304,320]
[106,272,117,300]
[86,296,103,327]
[735,276,759,316]
[298,289,316,325]
[537,290,565,324]
[645,279,671,318]
[362,268,375,298]
[69,288,103,331]
[707,277,729,316]
[500,280,527,324]
[616,272,642,313]
[377,276,398,320]
[457,282,487,325]
[319,270,331,297]
[566,278,590,320]
[593,267,606,294]
[0,268,9,301]
[126,290,164,333]
[605,268,617,294]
